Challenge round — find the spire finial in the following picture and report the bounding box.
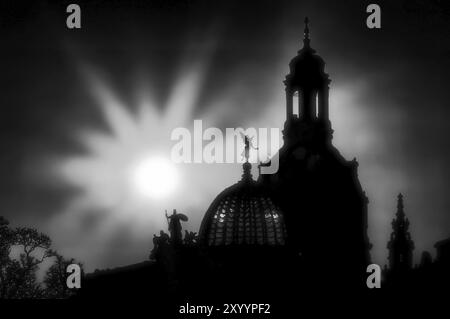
[303,17,310,47]
[244,135,250,163]
[396,193,405,218]
[241,133,257,163]
[240,134,256,181]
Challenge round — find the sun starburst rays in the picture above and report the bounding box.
[54,61,209,237]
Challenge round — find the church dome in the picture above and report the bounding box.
[199,162,287,247]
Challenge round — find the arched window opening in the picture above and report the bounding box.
[293,91,300,117]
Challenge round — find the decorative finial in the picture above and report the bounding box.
[244,135,250,162]
[303,17,310,47]
[396,193,405,218]
[240,133,258,163]
[304,17,309,38]
[240,133,257,181]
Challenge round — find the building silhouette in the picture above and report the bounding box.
[260,17,372,288]
[435,237,450,264]
[196,17,372,292]
[383,193,450,294]
[78,18,450,308]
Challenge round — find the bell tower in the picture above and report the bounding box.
[263,17,372,289]
[283,17,332,149]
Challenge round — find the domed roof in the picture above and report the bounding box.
[288,47,326,79]
[199,163,287,247]
[285,17,329,88]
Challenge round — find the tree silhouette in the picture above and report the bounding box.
[8,227,52,298]
[0,216,13,298]
[43,251,81,299]
[0,216,78,299]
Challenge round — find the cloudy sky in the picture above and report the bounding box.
[1,0,450,271]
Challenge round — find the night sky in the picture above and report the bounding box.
[1,0,450,271]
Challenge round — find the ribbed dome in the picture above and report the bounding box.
[199,175,287,247]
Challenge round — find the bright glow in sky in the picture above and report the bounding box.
[46,39,405,272]
[130,156,179,200]
[48,54,250,270]
[47,62,204,267]
[49,59,384,271]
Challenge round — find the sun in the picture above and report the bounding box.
[52,56,223,234]
[130,156,179,200]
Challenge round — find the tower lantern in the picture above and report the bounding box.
[284,17,330,123]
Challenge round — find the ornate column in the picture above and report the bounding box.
[301,88,313,121]
[318,85,329,121]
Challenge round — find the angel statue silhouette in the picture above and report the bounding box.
[239,132,258,162]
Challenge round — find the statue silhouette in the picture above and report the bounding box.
[165,209,188,246]
[239,133,258,162]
